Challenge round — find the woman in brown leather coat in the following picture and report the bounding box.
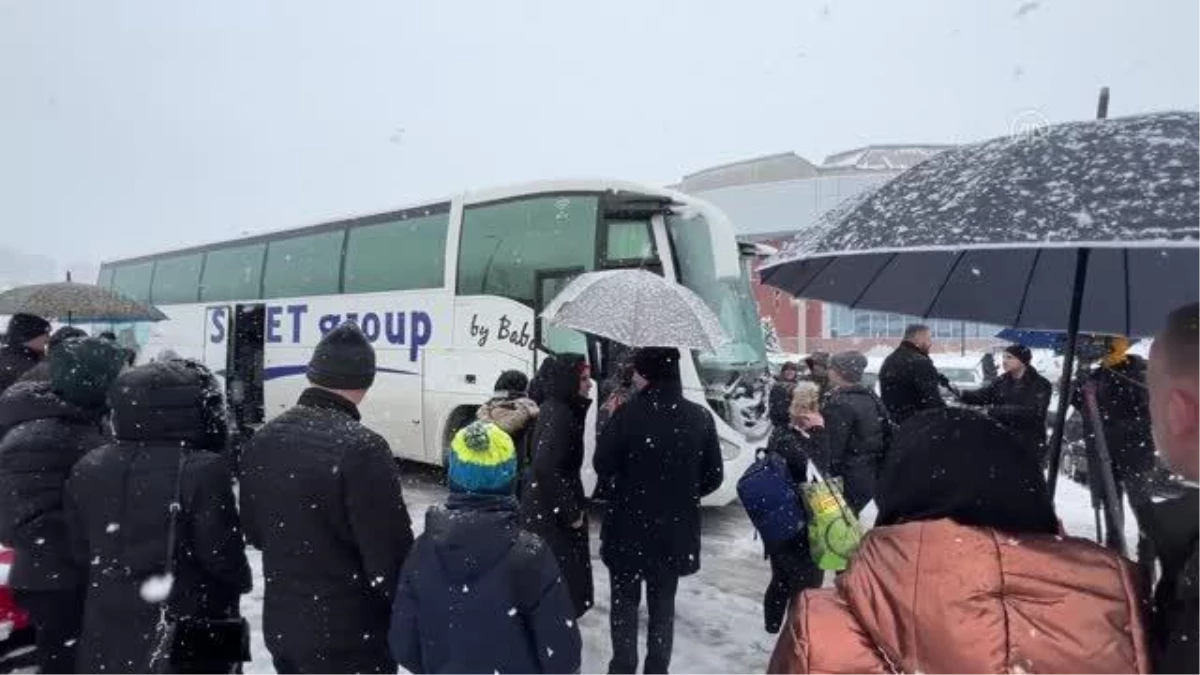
[769,407,1150,674]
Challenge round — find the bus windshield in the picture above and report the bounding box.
[665,213,769,371]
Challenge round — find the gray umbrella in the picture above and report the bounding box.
[760,110,1199,506]
[0,282,168,323]
[541,269,730,352]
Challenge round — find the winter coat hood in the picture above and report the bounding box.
[768,382,796,427]
[769,519,1151,674]
[532,353,588,404]
[109,360,227,450]
[477,396,539,436]
[0,380,96,435]
[424,494,520,584]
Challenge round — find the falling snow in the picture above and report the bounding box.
[139,573,174,603]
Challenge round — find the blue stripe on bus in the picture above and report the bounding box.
[263,365,417,381]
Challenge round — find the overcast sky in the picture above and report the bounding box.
[1,0,1196,267]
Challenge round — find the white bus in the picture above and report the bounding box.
[95,180,770,505]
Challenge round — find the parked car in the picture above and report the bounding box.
[931,355,985,402]
[0,547,35,673]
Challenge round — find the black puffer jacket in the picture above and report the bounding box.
[64,361,252,673]
[240,387,415,673]
[0,345,41,394]
[822,385,891,514]
[961,366,1052,464]
[594,364,723,578]
[0,382,107,590]
[879,341,946,424]
[520,354,594,617]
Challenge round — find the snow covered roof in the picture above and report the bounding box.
[822,144,955,171]
[674,144,956,238]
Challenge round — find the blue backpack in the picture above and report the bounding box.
[737,450,805,545]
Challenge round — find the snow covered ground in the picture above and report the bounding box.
[240,465,1139,674]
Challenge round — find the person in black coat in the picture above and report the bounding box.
[761,381,824,634]
[0,337,125,674]
[0,314,51,394]
[822,351,892,515]
[389,420,581,674]
[594,347,723,674]
[879,324,947,424]
[1072,337,1157,498]
[240,323,415,674]
[15,327,89,385]
[519,353,594,620]
[959,344,1052,469]
[64,359,252,674]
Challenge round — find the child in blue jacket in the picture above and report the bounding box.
[389,421,582,674]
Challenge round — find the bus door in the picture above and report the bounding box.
[533,267,589,368]
[226,304,266,431]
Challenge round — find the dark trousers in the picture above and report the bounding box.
[12,588,83,674]
[763,539,823,633]
[608,568,679,674]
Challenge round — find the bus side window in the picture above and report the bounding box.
[457,194,599,305]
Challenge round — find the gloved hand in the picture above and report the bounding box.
[937,374,962,399]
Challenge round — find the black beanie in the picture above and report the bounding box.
[50,337,128,409]
[1004,344,1033,366]
[6,314,51,347]
[633,347,681,384]
[876,408,1059,536]
[307,323,376,390]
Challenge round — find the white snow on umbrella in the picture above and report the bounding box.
[541,269,729,352]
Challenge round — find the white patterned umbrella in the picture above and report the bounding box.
[541,269,729,352]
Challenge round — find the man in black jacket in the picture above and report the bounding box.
[0,314,51,394]
[879,324,947,424]
[240,323,415,674]
[960,344,1052,469]
[1145,302,1198,674]
[823,350,891,515]
[0,337,125,674]
[594,347,723,674]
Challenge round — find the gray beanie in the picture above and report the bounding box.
[830,350,868,384]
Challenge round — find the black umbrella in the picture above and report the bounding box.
[0,282,168,324]
[760,110,1199,503]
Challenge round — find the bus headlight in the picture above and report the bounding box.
[720,439,741,461]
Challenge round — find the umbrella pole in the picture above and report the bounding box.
[1045,249,1090,497]
[1047,88,1112,496]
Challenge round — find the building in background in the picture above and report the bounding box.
[675,145,1002,355]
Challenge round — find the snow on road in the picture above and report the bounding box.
[240,465,1134,674]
